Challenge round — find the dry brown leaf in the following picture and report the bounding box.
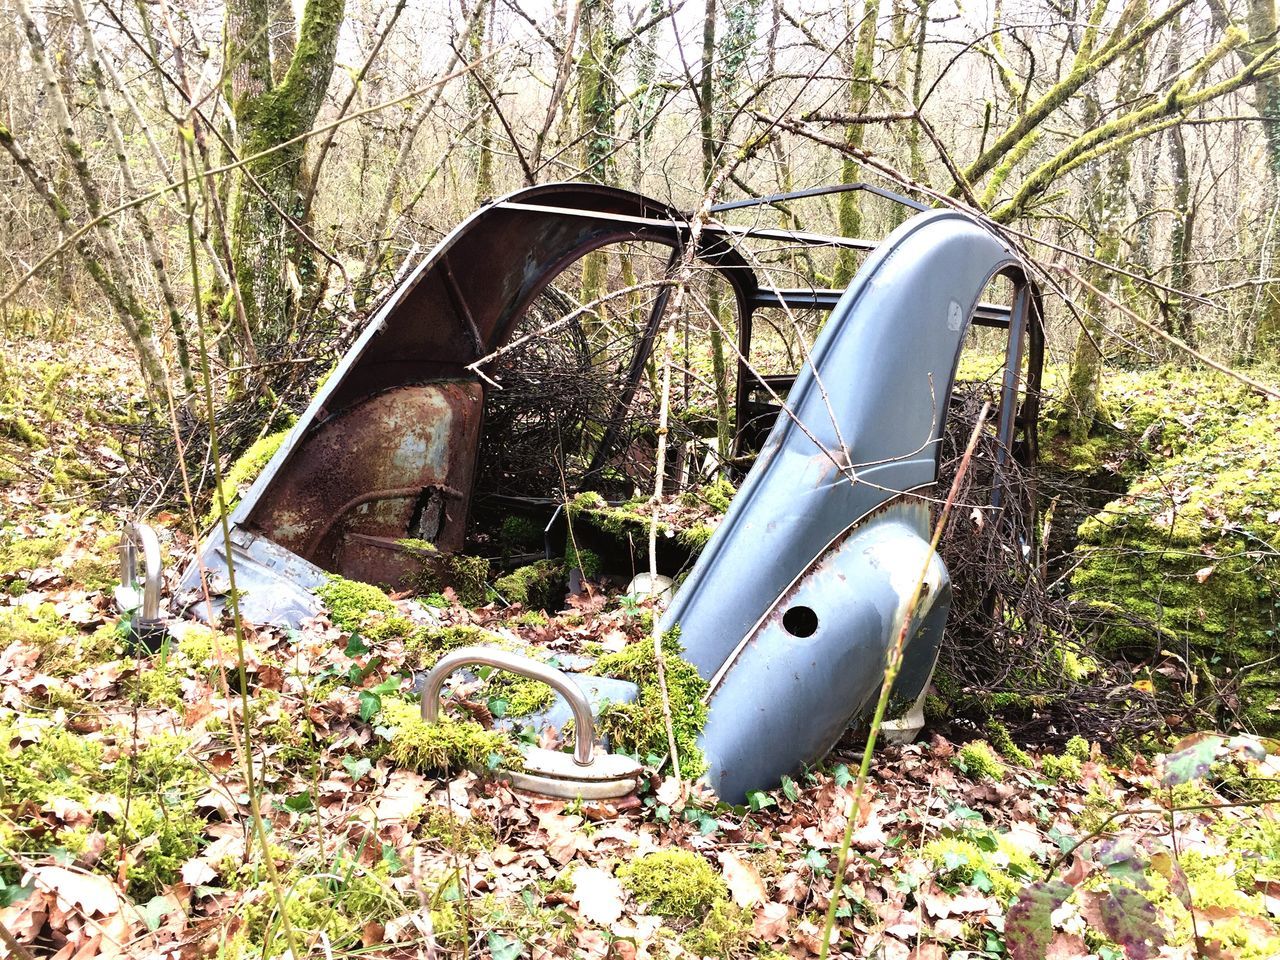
[753,901,793,941]
[572,866,624,926]
[376,769,431,822]
[180,858,216,887]
[33,865,120,918]
[721,852,767,907]
[1045,932,1090,960]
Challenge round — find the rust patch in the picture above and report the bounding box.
[245,381,483,589]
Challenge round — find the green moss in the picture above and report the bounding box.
[205,427,291,526]
[679,898,752,957]
[1041,753,1083,783]
[0,603,66,649]
[700,477,736,514]
[0,534,61,574]
[0,722,206,899]
[126,663,184,709]
[1065,736,1091,761]
[677,523,716,551]
[422,806,495,852]
[403,624,509,668]
[1137,849,1280,959]
[486,673,555,717]
[985,721,1032,766]
[66,532,121,591]
[497,515,542,549]
[569,492,672,540]
[381,699,522,774]
[244,861,415,953]
[920,831,1038,900]
[413,554,490,606]
[494,560,563,609]
[618,851,727,916]
[953,741,1005,780]
[564,545,602,578]
[1071,375,1280,732]
[590,630,709,777]
[316,575,397,633]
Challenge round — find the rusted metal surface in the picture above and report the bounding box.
[177,181,1047,803]
[244,381,483,587]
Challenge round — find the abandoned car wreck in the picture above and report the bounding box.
[126,181,1045,802]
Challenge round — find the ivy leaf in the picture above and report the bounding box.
[781,775,799,802]
[1005,880,1072,960]
[342,756,372,781]
[488,932,523,960]
[344,632,370,656]
[832,764,853,787]
[746,790,774,812]
[358,689,383,722]
[0,881,33,912]
[283,791,314,813]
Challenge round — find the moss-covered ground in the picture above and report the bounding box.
[1,332,1277,957]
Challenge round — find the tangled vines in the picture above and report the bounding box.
[935,381,1172,746]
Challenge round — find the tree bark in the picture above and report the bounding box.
[835,0,882,286]
[226,0,346,339]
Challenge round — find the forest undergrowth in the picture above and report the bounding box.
[0,330,1277,960]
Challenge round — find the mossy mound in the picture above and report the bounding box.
[1070,370,1280,732]
[403,623,510,668]
[485,671,556,717]
[205,427,291,527]
[952,740,1005,780]
[679,897,753,957]
[589,630,709,777]
[618,850,727,916]
[494,560,564,610]
[316,575,398,634]
[423,554,491,606]
[380,699,522,774]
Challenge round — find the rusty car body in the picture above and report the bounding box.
[170,181,1043,801]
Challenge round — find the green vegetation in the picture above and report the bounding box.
[921,830,1038,900]
[0,720,206,899]
[204,427,291,526]
[316,574,397,633]
[1068,369,1280,733]
[240,861,415,954]
[680,897,753,957]
[618,850,728,916]
[1041,752,1083,782]
[485,671,555,717]
[985,720,1032,766]
[380,699,523,774]
[953,740,1005,780]
[493,559,563,609]
[590,630,709,776]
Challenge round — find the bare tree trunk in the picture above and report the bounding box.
[14,0,168,401]
[226,0,346,339]
[1167,125,1195,343]
[70,0,197,402]
[1064,16,1147,440]
[834,0,882,286]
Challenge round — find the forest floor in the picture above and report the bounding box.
[0,331,1278,960]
